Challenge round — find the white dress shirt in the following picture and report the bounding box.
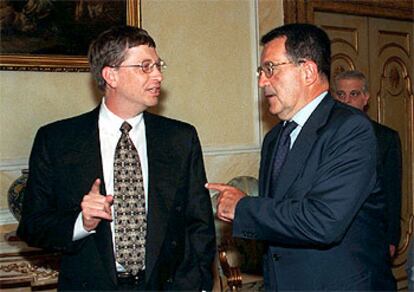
[72,99,148,261]
[288,91,327,148]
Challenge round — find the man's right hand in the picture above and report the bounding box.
[80,178,113,232]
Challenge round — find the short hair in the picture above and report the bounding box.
[261,23,331,79]
[88,25,156,92]
[334,70,369,93]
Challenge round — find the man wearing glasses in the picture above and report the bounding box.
[333,70,402,262]
[18,25,215,291]
[207,23,395,290]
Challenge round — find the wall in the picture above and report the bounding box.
[0,0,284,224]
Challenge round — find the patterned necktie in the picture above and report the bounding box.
[113,122,146,276]
[269,121,298,196]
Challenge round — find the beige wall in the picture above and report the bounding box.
[0,0,283,223]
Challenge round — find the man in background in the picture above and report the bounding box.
[207,23,396,290]
[17,25,215,291]
[333,70,402,259]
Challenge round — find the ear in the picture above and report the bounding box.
[362,92,370,107]
[102,66,118,89]
[301,60,319,86]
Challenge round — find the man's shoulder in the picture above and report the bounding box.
[309,96,371,134]
[40,107,98,131]
[144,111,196,132]
[372,121,399,137]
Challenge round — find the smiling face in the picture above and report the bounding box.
[103,45,163,118]
[258,37,308,121]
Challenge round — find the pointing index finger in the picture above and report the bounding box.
[90,178,101,195]
[205,182,232,192]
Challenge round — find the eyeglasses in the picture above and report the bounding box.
[111,59,167,73]
[257,60,305,78]
[335,90,363,100]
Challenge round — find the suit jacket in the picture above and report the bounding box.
[17,106,216,291]
[232,94,396,290]
[372,121,402,247]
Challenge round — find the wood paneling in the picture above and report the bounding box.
[289,1,413,290]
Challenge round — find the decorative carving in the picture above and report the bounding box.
[389,66,401,91]
[377,56,411,118]
[322,25,359,53]
[0,262,58,282]
[331,53,355,80]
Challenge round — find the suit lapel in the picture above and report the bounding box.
[273,95,335,199]
[143,112,177,281]
[66,105,117,285]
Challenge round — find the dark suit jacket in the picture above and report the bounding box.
[372,121,402,247]
[17,106,216,291]
[232,94,396,290]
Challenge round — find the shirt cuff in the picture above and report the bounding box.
[73,212,96,241]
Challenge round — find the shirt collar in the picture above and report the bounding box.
[290,91,328,127]
[99,97,143,134]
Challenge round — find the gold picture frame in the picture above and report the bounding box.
[0,0,141,72]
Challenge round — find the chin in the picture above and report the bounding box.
[268,105,280,116]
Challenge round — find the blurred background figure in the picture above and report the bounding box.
[333,70,403,260]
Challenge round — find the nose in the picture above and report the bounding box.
[151,66,163,81]
[258,72,269,88]
[342,94,352,103]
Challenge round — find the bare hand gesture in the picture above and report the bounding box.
[81,178,113,231]
[205,183,246,222]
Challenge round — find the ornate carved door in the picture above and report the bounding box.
[314,12,414,290]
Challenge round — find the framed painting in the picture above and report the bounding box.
[0,0,141,72]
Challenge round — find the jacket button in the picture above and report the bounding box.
[166,278,173,284]
[272,254,281,261]
[176,206,182,212]
[171,240,177,247]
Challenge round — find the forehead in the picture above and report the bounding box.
[261,37,287,62]
[335,78,364,91]
[124,45,159,61]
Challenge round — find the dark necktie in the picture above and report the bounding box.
[270,121,298,196]
[113,122,146,276]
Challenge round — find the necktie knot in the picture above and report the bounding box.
[282,120,298,137]
[120,122,132,134]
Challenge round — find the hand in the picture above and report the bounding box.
[81,178,113,232]
[205,183,246,222]
[389,244,396,258]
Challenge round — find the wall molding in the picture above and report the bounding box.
[0,208,17,226]
[0,144,262,170]
[0,158,28,172]
[204,145,261,156]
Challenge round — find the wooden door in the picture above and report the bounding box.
[368,17,414,287]
[314,12,414,290]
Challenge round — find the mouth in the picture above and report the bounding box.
[147,85,161,95]
[264,91,276,99]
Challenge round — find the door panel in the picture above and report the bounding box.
[315,12,414,290]
[369,17,414,288]
[315,12,369,81]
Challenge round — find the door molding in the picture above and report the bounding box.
[284,0,414,24]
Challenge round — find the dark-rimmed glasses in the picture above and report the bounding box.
[257,59,305,78]
[111,59,167,74]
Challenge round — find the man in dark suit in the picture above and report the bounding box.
[17,25,216,291]
[207,23,396,290]
[333,69,402,259]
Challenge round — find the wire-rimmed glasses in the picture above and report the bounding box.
[111,59,167,73]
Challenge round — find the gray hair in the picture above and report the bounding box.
[334,70,369,93]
